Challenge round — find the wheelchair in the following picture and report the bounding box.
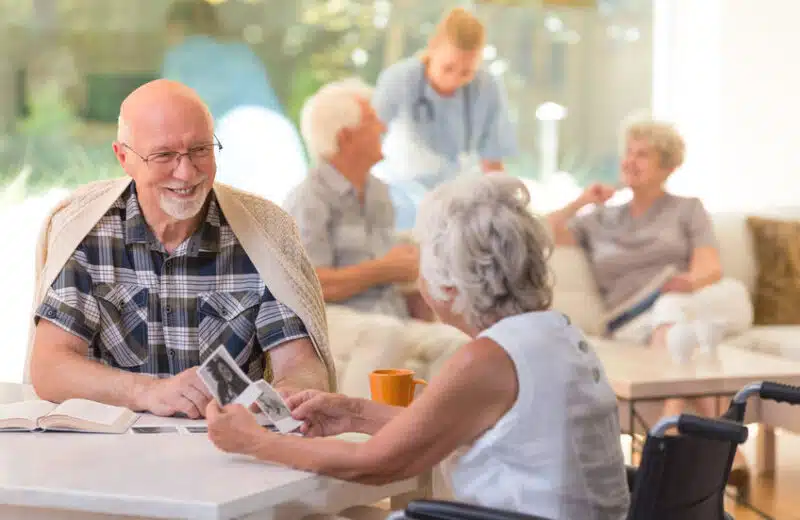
[388,381,800,520]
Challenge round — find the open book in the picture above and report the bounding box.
[0,399,138,433]
[603,265,678,335]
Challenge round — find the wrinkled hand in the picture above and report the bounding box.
[580,183,616,206]
[662,273,695,293]
[382,244,420,284]
[206,402,268,455]
[286,390,361,438]
[136,367,211,419]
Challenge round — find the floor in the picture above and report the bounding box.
[725,428,800,520]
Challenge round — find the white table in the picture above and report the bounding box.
[0,384,429,520]
[593,340,800,474]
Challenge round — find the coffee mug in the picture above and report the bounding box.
[369,369,427,407]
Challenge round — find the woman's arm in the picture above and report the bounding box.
[246,338,518,485]
[688,246,722,290]
[481,159,504,172]
[546,197,587,247]
[685,198,722,290]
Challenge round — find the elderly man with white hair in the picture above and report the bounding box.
[208,174,631,520]
[283,78,471,397]
[27,79,334,420]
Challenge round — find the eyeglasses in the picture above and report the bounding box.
[122,135,223,171]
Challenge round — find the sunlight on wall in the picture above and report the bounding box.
[0,188,69,383]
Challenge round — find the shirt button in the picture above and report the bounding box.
[168,351,175,357]
[165,305,171,314]
[578,340,589,353]
[592,367,601,383]
[47,309,57,318]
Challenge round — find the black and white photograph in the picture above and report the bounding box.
[253,380,291,421]
[198,346,253,406]
[253,380,303,434]
[132,426,179,434]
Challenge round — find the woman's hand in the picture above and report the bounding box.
[286,390,362,437]
[206,402,268,455]
[662,273,696,293]
[579,183,616,206]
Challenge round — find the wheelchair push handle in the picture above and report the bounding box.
[677,415,749,444]
[760,381,800,405]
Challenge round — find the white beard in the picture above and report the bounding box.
[159,185,209,221]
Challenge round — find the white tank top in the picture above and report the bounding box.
[444,311,630,520]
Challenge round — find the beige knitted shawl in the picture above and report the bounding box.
[25,177,336,391]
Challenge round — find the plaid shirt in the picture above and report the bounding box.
[34,184,309,381]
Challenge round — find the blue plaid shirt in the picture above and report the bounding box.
[34,184,309,381]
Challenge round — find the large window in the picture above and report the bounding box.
[0,0,653,382]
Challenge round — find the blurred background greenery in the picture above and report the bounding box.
[0,0,653,200]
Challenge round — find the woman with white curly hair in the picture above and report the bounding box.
[205,175,630,520]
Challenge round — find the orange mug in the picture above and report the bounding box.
[369,369,427,407]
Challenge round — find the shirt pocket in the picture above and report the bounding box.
[94,283,150,368]
[332,223,370,259]
[197,290,261,362]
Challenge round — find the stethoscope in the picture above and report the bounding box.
[411,61,473,152]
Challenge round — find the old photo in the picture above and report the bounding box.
[198,346,253,406]
[253,380,303,434]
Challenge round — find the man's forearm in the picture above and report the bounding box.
[316,261,393,302]
[271,356,330,393]
[32,350,152,410]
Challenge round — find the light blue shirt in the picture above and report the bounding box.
[161,35,284,121]
[372,56,518,189]
[283,162,409,319]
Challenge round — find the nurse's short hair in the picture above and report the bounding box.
[623,117,686,171]
[167,0,220,36]
[429,7,486,52]
[300,77,374,160]
[413,174,554,330]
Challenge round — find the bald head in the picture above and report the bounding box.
[112,79,218,225]
[117,79,213,145]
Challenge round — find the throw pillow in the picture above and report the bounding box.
[746,216,800,324]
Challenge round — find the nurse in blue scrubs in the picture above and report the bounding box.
[372,7,518,230]
[161,1,307,204]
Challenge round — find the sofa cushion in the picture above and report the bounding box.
[548,246,607,336]
[745,216,800,325]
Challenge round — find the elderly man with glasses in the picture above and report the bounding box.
[27,79,335,419]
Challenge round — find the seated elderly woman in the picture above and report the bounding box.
[547,117,753,492]
[205,175,630,520]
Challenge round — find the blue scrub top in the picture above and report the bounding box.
[372,56,518,188]
[371,56,518,230]
[161,35,284,121]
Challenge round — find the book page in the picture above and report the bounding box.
[50,399,131,426]
[0,400,57,423]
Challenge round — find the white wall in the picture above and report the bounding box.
[656,0,800,211]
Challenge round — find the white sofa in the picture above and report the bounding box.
[549,209,800,361]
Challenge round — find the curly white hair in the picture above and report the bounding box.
[414,174,554,330]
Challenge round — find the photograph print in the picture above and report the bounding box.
[253,380,303,434]
[198,345,253,406]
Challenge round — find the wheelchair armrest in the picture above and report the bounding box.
[677,414,749,444]
[404,500,551,520]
